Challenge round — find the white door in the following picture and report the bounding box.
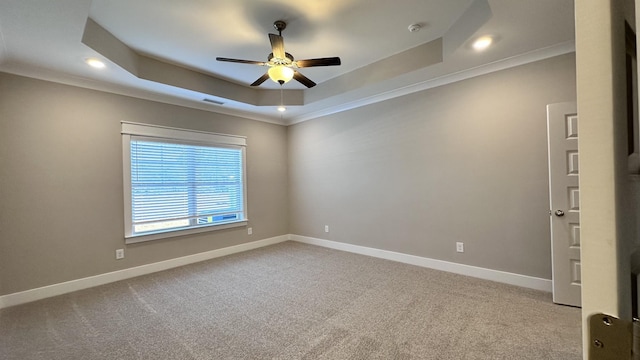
[547,102,581,307]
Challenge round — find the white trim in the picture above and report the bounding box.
[290,235,552,292]
[125,220,248,244]
[0,233,553,309]
[0,235,288,309]
[121,124,248,240]
[122,134,132,238]
[121,121,246,146]
[2,42,574,128]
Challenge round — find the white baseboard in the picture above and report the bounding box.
[1,234,551,309]
[290,235,552,292]
[0,235,288,309]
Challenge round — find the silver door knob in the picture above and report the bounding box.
[554,210,565,217]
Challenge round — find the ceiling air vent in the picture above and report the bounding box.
[203,98,224,105]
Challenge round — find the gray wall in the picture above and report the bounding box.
[288,53,577,279]
[0,53,576,296]
[0,73,289,295]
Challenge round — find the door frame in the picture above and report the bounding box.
[575,1,637,358]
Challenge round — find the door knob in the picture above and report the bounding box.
[554,210,565,217]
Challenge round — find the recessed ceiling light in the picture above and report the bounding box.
[472,36,493,51]
[85,58,106,69]
[277,106,286,112]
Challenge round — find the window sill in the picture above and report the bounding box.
[125,220,248,244]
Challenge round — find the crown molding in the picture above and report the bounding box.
[287,40,576,125]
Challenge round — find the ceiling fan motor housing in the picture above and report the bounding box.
[268,52,294,64]
[273,20,287,34]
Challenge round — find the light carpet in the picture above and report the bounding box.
[0,241,582,359]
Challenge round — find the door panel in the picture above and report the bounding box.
[547,102,581,307]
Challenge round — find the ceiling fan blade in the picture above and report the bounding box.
[293,71,316,88]
[216,57,266,66]
[250,72,270,87]
[295,57,341,68]
[269,33,285,59]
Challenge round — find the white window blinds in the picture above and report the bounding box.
[122,122,247,242]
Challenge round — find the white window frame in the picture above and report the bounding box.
[121,122,248,244]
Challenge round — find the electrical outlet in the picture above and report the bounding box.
[456,242,464,253]
[115,248,125,260]
[324,225,329,233]
[247,227,253,235]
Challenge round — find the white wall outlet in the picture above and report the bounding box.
[456,242,464,253]
[247,227,253,235]
[324,225,329,233]
[115,248,125,260]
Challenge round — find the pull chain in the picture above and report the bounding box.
[278,86,286,113]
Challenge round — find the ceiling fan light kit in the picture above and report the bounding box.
[268,65,294,84]
[216,20,341,89]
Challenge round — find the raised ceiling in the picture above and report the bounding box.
[0,0,575,124]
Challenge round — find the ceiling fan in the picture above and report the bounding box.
[216,20,341,88]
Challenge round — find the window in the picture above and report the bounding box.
[122,122,247,243]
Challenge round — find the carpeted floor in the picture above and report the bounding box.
[0,241,582,359]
